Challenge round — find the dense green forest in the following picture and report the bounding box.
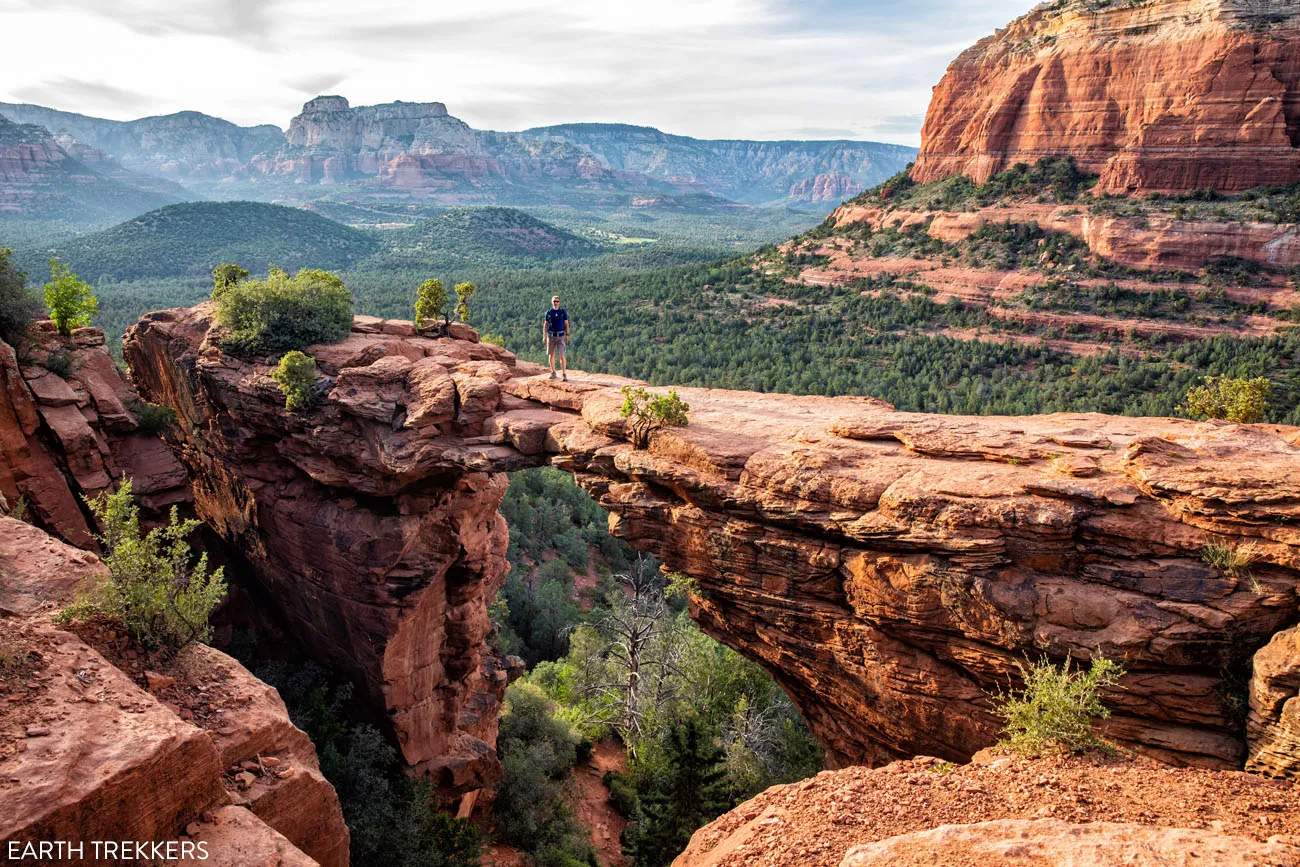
[7,236,1300,423]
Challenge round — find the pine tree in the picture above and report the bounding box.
[625,717,729,866]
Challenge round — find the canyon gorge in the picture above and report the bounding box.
[7,0,1300,863]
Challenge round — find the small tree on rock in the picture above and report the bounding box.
[620,386,690,448]
[1181,375,1271,424]
[211,262,250,299]
[454,281,477,324]
[43,258,98,336]
[272,350,317,412]
[60,479,226,651]
[415,278,447,329]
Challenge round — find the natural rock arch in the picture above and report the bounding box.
[124,305,1300,806]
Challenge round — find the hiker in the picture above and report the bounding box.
[544,294,570,380]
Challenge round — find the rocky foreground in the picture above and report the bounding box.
[0,514,347,866]
[672,753,1300,866]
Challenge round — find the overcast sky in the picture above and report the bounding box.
[0,0,1031,146]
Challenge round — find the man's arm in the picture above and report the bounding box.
[565,312,571,336]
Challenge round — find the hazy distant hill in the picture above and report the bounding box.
[0,115,186,224]
[46,201,378,281]
[507,123,918,206]
[0,102,284,181]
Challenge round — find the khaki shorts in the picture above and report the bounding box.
[546,334,567,358]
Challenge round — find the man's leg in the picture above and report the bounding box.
[547,340,557,378]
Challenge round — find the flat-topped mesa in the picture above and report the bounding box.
[912,0,1300,194]
[125,305,1300,787]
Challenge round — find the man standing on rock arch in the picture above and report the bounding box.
[544,294,571,381]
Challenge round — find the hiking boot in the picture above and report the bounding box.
[562,372,568,381]
[549,371,556,380]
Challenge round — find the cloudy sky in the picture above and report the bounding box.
[0,0,1031,145]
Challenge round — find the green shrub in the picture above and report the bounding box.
[603,770,637,817]
[415,278,448,329]
[256,663,483,867]
[43,258,98,336]
[454,281,476,324]
[0,247,40,345]
[991,656,1124,756]
[619,387,690,448]
[271,351,317,412]
[6,495,30,523]
[211,262,249,298]
[129,400,178,435]
[1180,375,1271,423]
[214,267,352,354]
[60,480,226,651]
[493,682,594,865]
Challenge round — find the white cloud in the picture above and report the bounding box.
[0,0,1032,145]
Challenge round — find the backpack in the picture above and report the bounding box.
[546,307,568,336]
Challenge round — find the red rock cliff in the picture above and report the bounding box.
[126,305,1300,785]
[0,323,190,548]
[912,0,1300,194]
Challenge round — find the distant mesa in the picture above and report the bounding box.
[0,93,916,224]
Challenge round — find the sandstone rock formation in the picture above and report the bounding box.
[1247,624,1300,779]
[126,305,1300,783]
[0,323,190,548]
[671,754,1300,867]
[912,0,1300,194]
[0,514,348,866]
[831,201,1300,273]
[789,173,860,204]
[0,102,284,181]
[3,97,916,212]
[124,307,540,805]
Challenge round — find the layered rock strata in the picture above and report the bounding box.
[0,515,348,866]
[127,305,1300,781]
[831,201,1300,272]
[912,0,1300,194]
[124,308,535,804]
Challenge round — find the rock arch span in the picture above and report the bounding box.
[124,305,1300,803]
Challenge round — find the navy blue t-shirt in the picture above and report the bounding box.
[545,307,568,336]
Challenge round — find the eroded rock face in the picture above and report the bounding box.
[838,819,1296,867]
[1248,624,1300,779]
[912,0,1300,194]
[0,515,346,865]
[127,305,1300,781]
[0,323,190,548]
[124,306,546,802]
[831,201,1300,272]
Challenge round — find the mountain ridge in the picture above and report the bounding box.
[0,96,916,218]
